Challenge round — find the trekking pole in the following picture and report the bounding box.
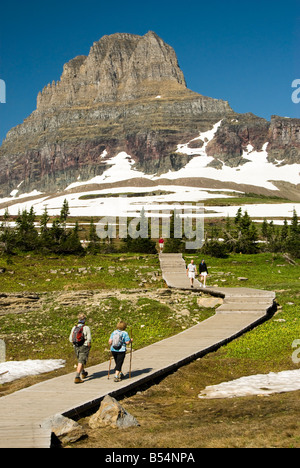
[108,352,112,379]
[129,328,133,379]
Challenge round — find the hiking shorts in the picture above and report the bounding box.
[74,345,90,365]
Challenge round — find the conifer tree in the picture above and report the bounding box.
[280,219,289,249]
[0,208,16,254]
[87,218,101,254]
[286,209,300,257]
[163,210,184,253]
[122,208,156,253]
[60,221,84,254]
[39,207,51,250]
[15,207,39,251]
[60,199,70,230]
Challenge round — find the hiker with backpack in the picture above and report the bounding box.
[108,321,133,382]
[69,313,92,384]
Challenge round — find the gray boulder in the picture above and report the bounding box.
[41,413,87,444]
[89,395,139,429]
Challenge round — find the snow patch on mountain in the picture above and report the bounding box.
[66,152,151,190]
[64,120,300,193]
[159,136,300,191]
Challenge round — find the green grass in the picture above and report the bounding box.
[79,190,173,200]
[0,251,214,372]
[184,252,300,366]
[1,251,299,397]
[0,252,163,292]
[0,288,215,384]
[1,250,300,447]
[202,194,291,206]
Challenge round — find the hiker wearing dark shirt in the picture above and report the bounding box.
[199,259,208,288]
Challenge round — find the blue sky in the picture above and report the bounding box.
[0,0,299,143]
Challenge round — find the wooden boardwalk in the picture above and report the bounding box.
[0,254,276,448]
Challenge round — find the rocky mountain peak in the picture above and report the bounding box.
[0,32,299,200]
[37,31,187,110]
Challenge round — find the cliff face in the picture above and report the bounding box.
[206,114,300,167]
[36,32,187,108]
[267,116,300,164]
[0,31,299,197]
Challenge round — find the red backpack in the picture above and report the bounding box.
[72,324,85,346]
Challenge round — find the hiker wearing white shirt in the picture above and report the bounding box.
[187,259,197,288]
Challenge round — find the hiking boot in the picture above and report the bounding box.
[74,376,83,384]
[81,371,88,379]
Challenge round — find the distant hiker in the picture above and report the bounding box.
[187,259,197,288]
[199,259,209,288]
[109,321,133,382]
[69,313,92,384]
[159,237,164,252]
